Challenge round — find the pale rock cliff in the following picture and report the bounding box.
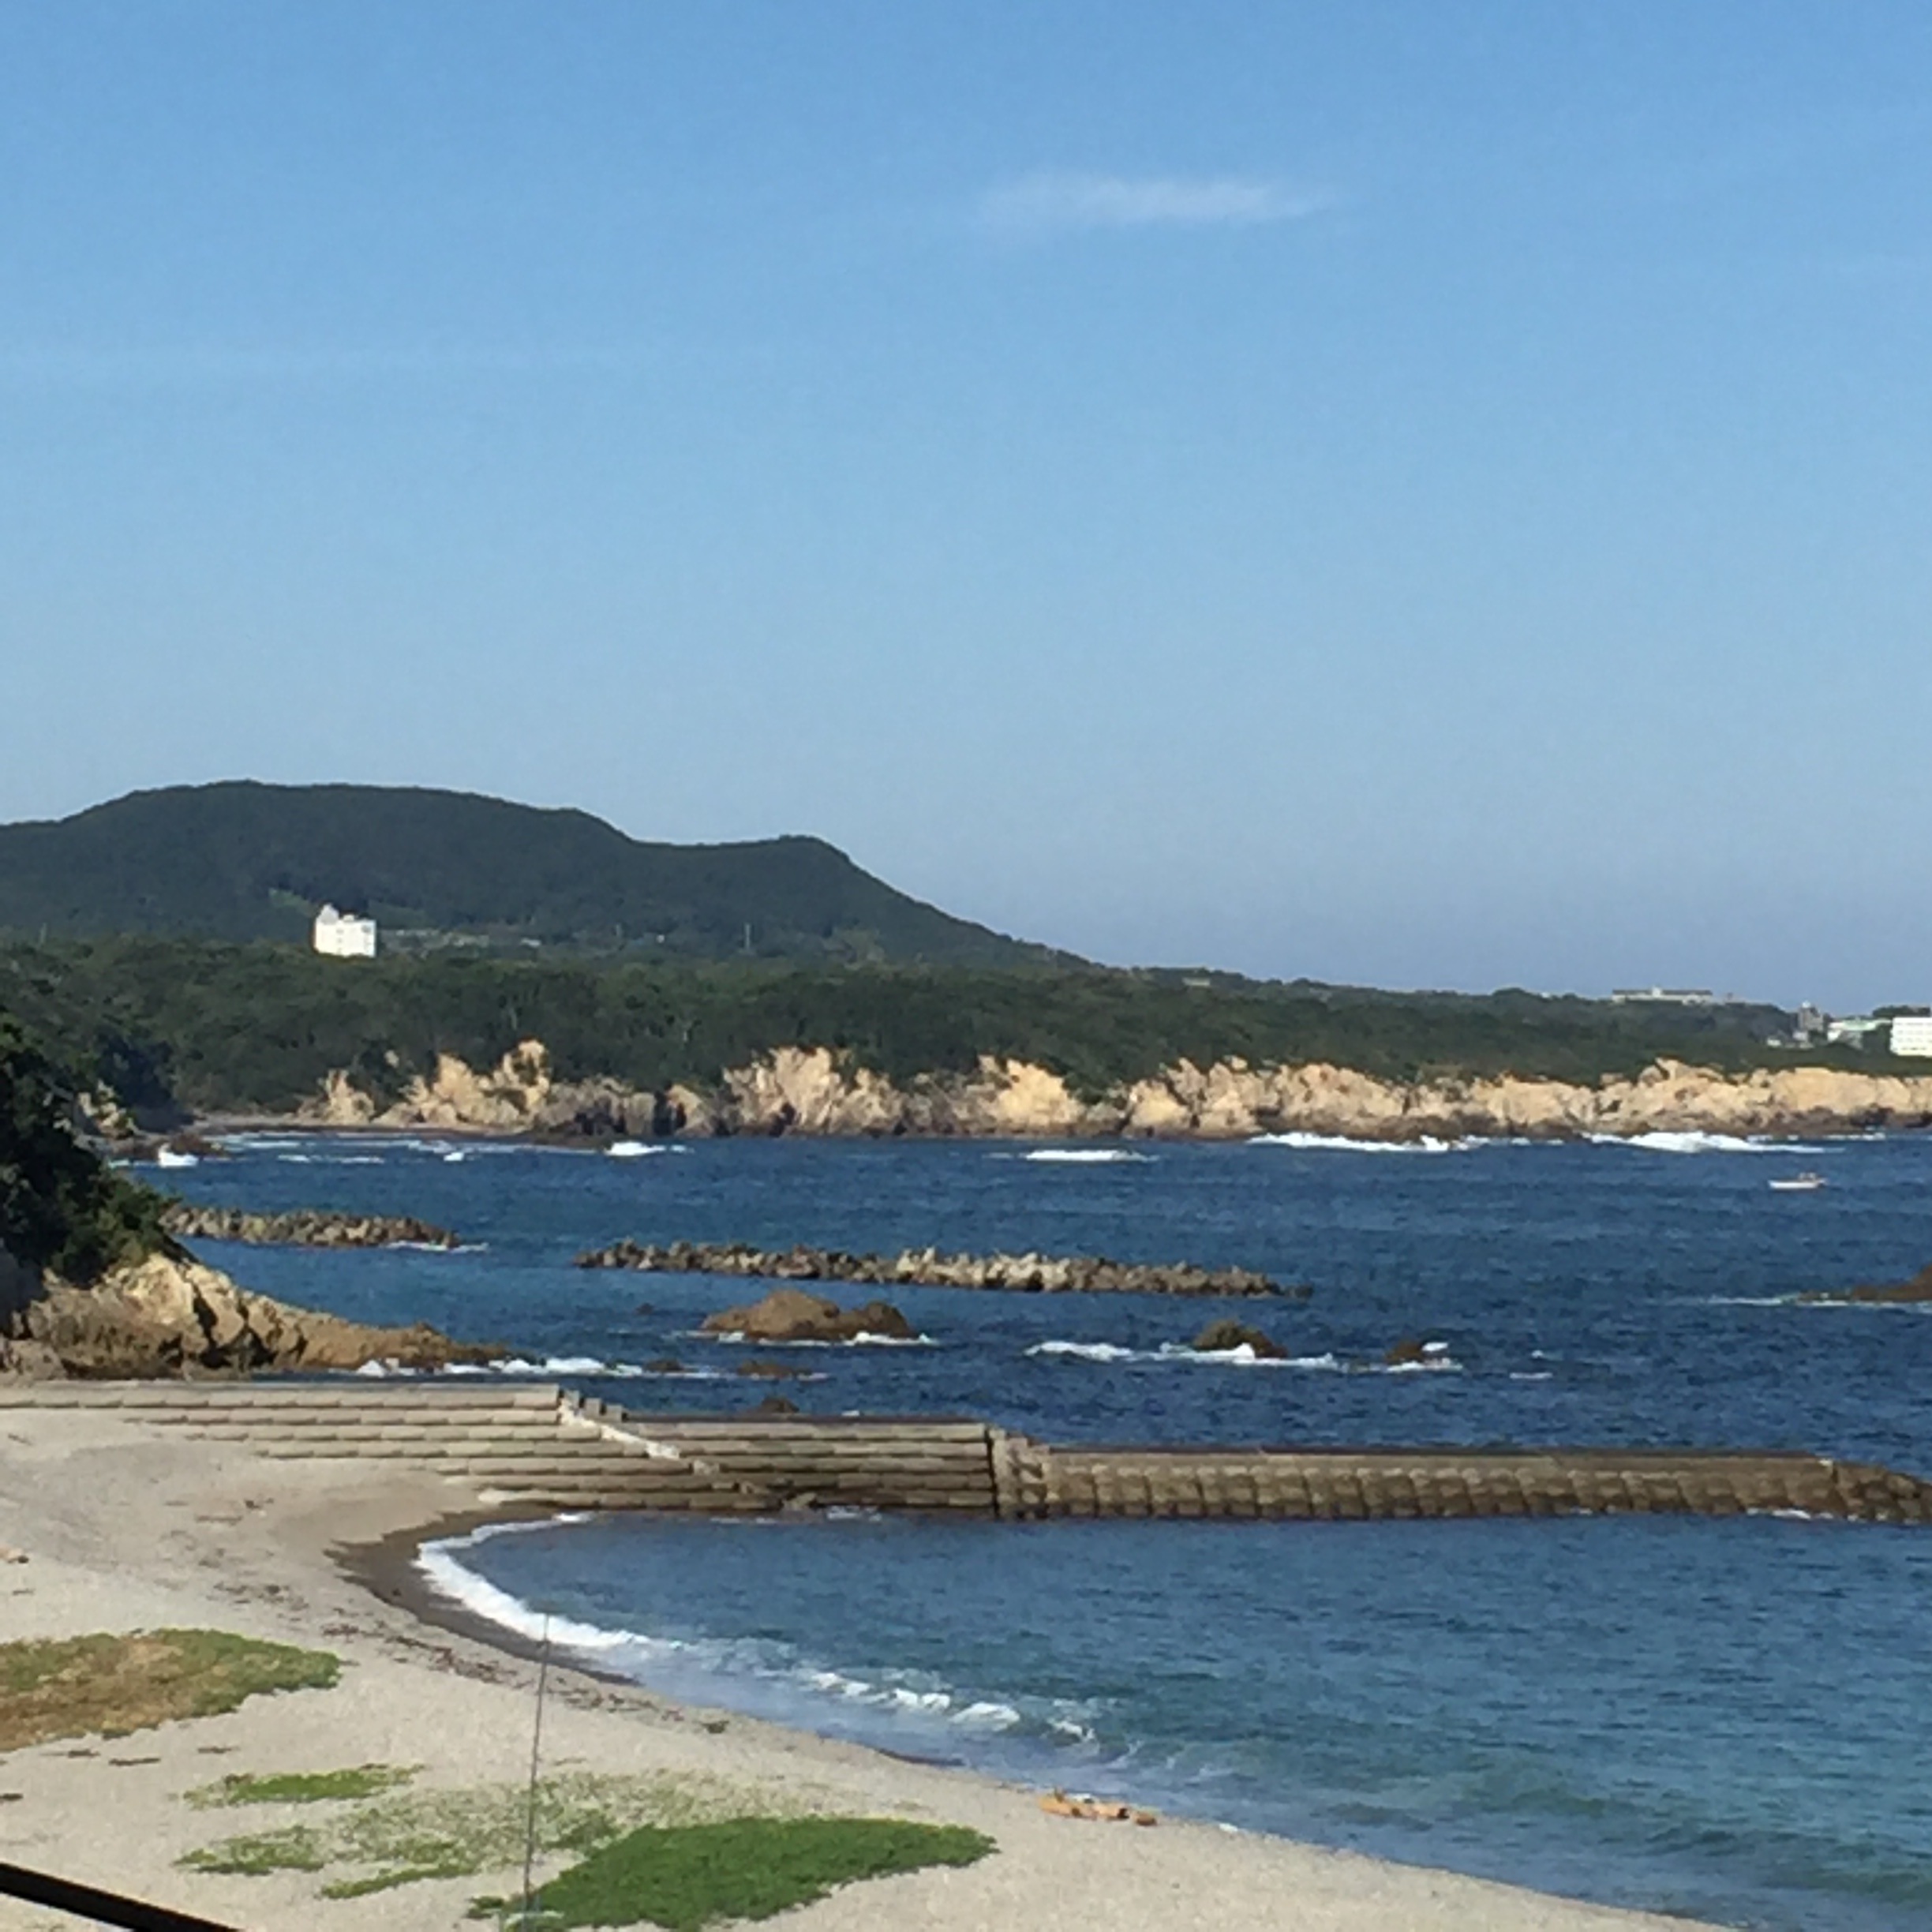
[297,1043,1932,1143]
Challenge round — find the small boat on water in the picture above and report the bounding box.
[606,1139,656,1159]
[1769,1172,1827,1193]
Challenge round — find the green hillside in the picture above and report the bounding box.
[0,938,1817,1122]
[0,783,1062,967]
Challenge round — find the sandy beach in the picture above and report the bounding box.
[0,1403,1711,1931]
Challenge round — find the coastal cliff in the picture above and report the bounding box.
[298,1039,1932,1143]
[2,1247,499,1379]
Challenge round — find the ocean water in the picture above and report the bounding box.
[162,1129,1932,1929]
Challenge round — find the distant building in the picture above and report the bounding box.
[313,904,377,958]
[1609,987,1717,1006]
[1826,1017,1891,1046]
[1891,1015,1932,1058]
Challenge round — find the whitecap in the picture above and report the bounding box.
[154,1148,199,1168]
[1027,1339,1140,1364]
[955,1701,1022,1730]
[1026,1339,1342,1371]
[1591,1130,1822,1155]
[1247,1132,1476,1153]
[699,1331,938,1350]
[1022,1148,1155,1164]
[607,1140,664,1159]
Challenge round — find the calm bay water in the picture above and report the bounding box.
[167,1129,1932,1929]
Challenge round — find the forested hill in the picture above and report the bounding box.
[0,783,1063,967]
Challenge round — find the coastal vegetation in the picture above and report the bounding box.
[0,1013,167,1280]
[526,1816,995,1930]
[0,1630,340,1751]
[178,1762,981,1923]
[0,935,1856,1124]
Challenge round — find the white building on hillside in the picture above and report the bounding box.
[1890,1015,1932,1058]
[313,904,377,958]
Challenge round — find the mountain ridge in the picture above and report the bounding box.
[0,781,1065,967]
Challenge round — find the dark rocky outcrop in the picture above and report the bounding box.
[160,1202,463,1250]
[1192,1319,1286,1358]
[1,1249,501,1380]
[579,1238,1297,1300]
[699,1288,915,1344]
[1799,1263,1932,1306]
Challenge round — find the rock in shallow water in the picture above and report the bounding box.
[699,1287,915,1344]
[1191,1319,1286,1358]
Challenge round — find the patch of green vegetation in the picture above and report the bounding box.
[507,1818,995,1930]
[182,1823,330,1877]
[188,1763,418,1807]
[0,936,1842,1123]
[0,1013,167,1280]
[181,1770,803,1900]
[0,1631,339,1754]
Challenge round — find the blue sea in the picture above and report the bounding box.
[162,1128,1932,1930]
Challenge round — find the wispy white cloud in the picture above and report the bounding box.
[980,171,1331,238]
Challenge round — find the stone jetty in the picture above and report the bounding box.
[574,1239,1297,1299]
[6,1381,1930,1526]
[161,1203,464,1249]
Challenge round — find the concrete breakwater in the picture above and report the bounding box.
[574,1239,1293,1299]
[161,1202,464,1249]
[5,1382,1929,1526]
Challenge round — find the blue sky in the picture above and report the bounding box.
[2,2,1927,1006]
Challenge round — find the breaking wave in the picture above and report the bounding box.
[416,1522,1088,1747]
[1590,1132,1822,1155]
[1021,1148,1156,1164]
[1247,1133,1479,1154]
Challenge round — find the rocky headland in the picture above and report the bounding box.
[296,1039,1932,1144]
[0,1246,500,1380]
[159,1201,463,1249]
[576,1237,1293,1299]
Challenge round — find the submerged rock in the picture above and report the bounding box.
[1799,1263,1932,1305]
[698,1288,915,1344]
[1191,1319,1286,1358]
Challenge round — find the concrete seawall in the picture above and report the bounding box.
[5,1382,1929,1526]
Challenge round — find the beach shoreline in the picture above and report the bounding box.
[0,1400,1720,1931]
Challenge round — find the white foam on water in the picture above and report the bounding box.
[423,1528,1087,1748]
[1021,1148,1155,1164]
[1590,1131,1823,1155]
[154,1148,199,1168]
[1027,1339,1140,1363]
[1246,1133,1477,1154]
[700,1331,938,1350]
[1026,1340,1344,1372]
[1509,1371,1555,1381]
[418,1524,657,1659]
[607,1140,662,1159]
[277,1152,386,1166]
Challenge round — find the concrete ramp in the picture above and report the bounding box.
[2,1382,1927,1526]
